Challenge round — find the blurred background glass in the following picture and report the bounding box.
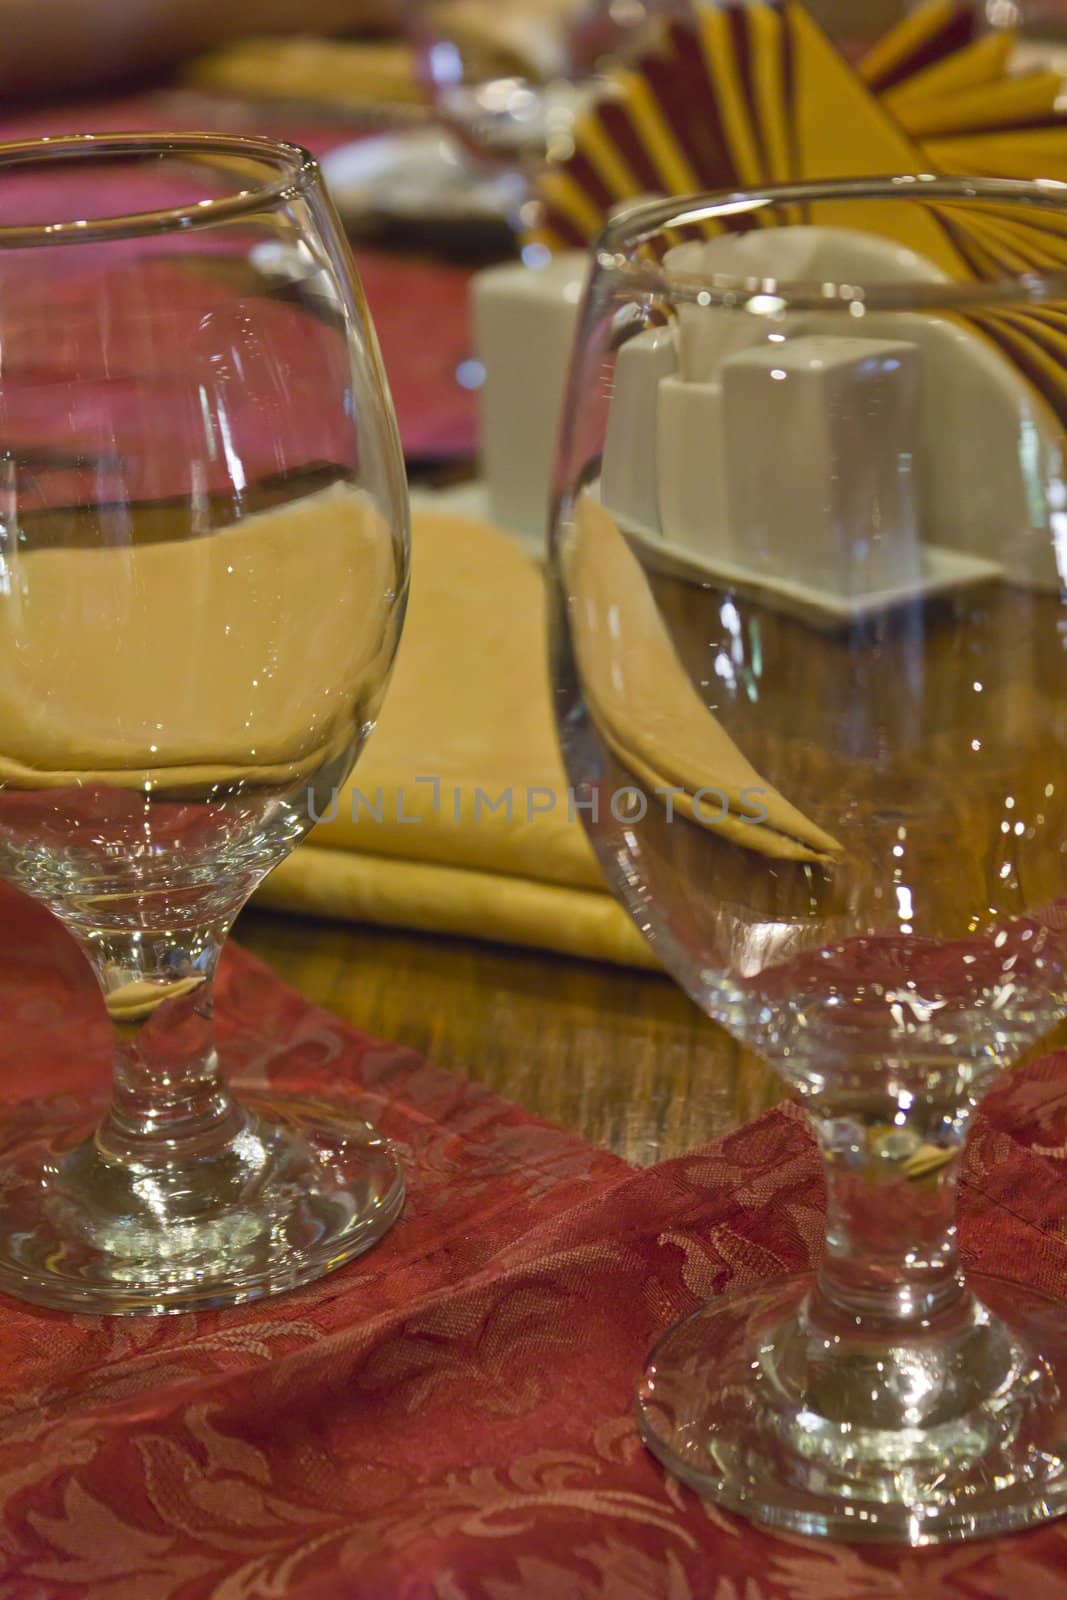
[406,0,689,166]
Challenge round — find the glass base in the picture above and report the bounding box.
[0,1091,404,1314]
[637,1274,1067,1544]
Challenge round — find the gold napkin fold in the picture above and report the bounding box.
[257,507,658,968]
[0,483,396,793]
[259,505,841,962]
[567,495,842,864]
[183,37,425,112]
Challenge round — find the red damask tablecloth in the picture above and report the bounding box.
[0,888,1067,1597]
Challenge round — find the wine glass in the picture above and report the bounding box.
[407,0,682,167]
[549,178,1067,1541]
[0,134,409,1315]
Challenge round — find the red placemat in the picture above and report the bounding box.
[1,890,1067,1594]
[0,90,479,465]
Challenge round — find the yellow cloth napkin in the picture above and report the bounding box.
[257,509,658,968]
[260,503,846,963]
[0,484,396,792]
[184,37,425,112]
[568,495,842,864]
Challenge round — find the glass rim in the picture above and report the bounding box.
[595,176,1067,312]
[0,132,318,248]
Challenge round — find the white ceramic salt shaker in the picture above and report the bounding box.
[472,251,588,544]
[722,335,923,597]
[656,375,730,558]
[601,327,678,536]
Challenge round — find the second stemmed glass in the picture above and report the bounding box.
[549,178,1067,1541]
[0,135,409,1314]
[407,0,685,167]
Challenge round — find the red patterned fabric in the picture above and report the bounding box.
[0,91,480,464]
[0,889,1066,1594]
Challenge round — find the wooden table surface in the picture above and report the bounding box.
[235,907,787,1166]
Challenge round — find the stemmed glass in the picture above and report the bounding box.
[0,134,409,1314]
[407,0,682,167]
[549,178,1067,1541]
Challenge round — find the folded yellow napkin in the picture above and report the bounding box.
[568,494,842,864]
[257,509,659,968]
[0,486,840,967]
[260,502,847,964]
[0,483,396,792]
[183,37,425,112]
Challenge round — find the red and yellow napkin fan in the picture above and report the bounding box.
[530,0,1067,426]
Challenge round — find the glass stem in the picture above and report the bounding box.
[72,922,244,1167]
[807,1096,972,1332]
